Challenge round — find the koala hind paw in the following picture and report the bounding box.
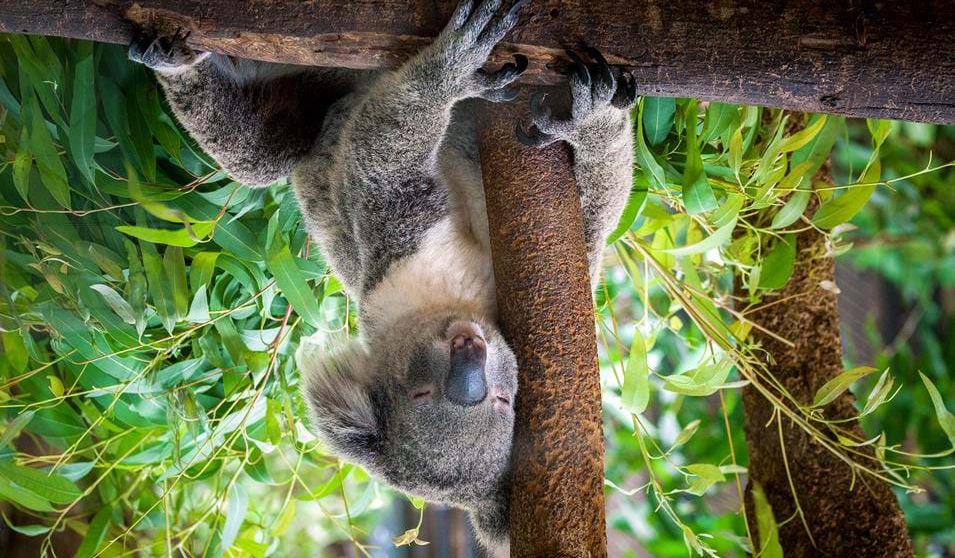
[128,27,209,72]
[517,47,636,147]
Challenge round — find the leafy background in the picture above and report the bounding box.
[0,37,953,557]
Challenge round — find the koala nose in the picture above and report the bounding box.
[447,335,488,407]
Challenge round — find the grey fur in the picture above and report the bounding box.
[130,0,634,548]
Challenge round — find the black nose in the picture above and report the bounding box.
[446,336,487,407]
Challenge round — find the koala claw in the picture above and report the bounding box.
[477,54,528,102]
[128,26,208,72]
[424,0,529,100]
[518,47,636,147]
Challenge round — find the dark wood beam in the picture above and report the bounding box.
[1,1,953,123]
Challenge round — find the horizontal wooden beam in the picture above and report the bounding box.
[1,0,953,123]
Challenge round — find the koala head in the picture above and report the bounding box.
[298,313,518,545]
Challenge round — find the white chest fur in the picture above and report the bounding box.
[360,217,496,334]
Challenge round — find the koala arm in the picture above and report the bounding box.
[303,0,527,294]
[518,50,637,283]
[129,34,352,187]
[572,113,634,281]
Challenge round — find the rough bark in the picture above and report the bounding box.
[741,192,914,557]
[476,92,608,557]
[2,0,954,123]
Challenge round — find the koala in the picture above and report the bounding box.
[129,0,635,547]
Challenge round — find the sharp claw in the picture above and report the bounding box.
[584,47,608,67]
[566,50,591,85]
[516,121,552,147]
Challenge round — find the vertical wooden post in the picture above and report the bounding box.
[476,90,608,557]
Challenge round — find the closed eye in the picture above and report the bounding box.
[411,386,433,405]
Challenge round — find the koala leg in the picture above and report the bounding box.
[326,0,527,293]
[129,29,337,186]
[517,49,638,281]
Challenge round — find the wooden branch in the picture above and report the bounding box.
[2,1,954,123]
[476,91,607,557]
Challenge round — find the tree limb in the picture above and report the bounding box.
[1,0,953,123]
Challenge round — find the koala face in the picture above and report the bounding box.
[299,313,517,543]
[372,317,517,501]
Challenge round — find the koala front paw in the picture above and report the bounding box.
[517,48,637,147]
[128,28,209,73]
[417,0,529,101]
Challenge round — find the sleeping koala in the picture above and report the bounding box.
[129,0,635,546]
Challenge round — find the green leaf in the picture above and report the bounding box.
[751,482,783,558]
[213,220,263,262]
[75,505,112,558]
[164,246,189,319]
[812,160,881,229]
[4,522,51,537]
[25,96,71,208]
[0,462,82,505]
[663,359,734,396]
[664,216,737,257]
[701,102,738,144]
[212,483,248,558]
[791,115,844,177]
[1,411,36,449]
[778,115,827,153]
[620,334,650,415]
[606,179,648,246]
[681,100,718,215]
[684,463,725,496]
[811,366,878,408]
[90,284,136,325]
[770,189,811,230]
[116,222,214,247]
[636,117,667,190]
[860,370,895,417]
[68,41,96,184]
[141,241,177,333]
[12,140,32,203]
[757,234,796,290]
[919,372,955,450]
[672,419,701,450]
[266,239,324,329]
[642,97,675,146]
[0,477,54,512]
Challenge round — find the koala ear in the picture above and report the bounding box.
[297,335,381,465]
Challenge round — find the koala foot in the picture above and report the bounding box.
[128,27,209,73]
[417,0,529,101]
[517,48,637,147]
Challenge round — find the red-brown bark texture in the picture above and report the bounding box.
[477,92,608,557]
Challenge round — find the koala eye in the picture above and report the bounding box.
[410,385,434,406]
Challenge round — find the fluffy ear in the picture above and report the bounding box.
[297,335,380,464]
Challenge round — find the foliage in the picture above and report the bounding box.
[0,37,383,557]
[0,36,952,557]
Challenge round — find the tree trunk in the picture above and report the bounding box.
[1,0,954,123]
[740,189,914,556]
[476,91,608,557]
